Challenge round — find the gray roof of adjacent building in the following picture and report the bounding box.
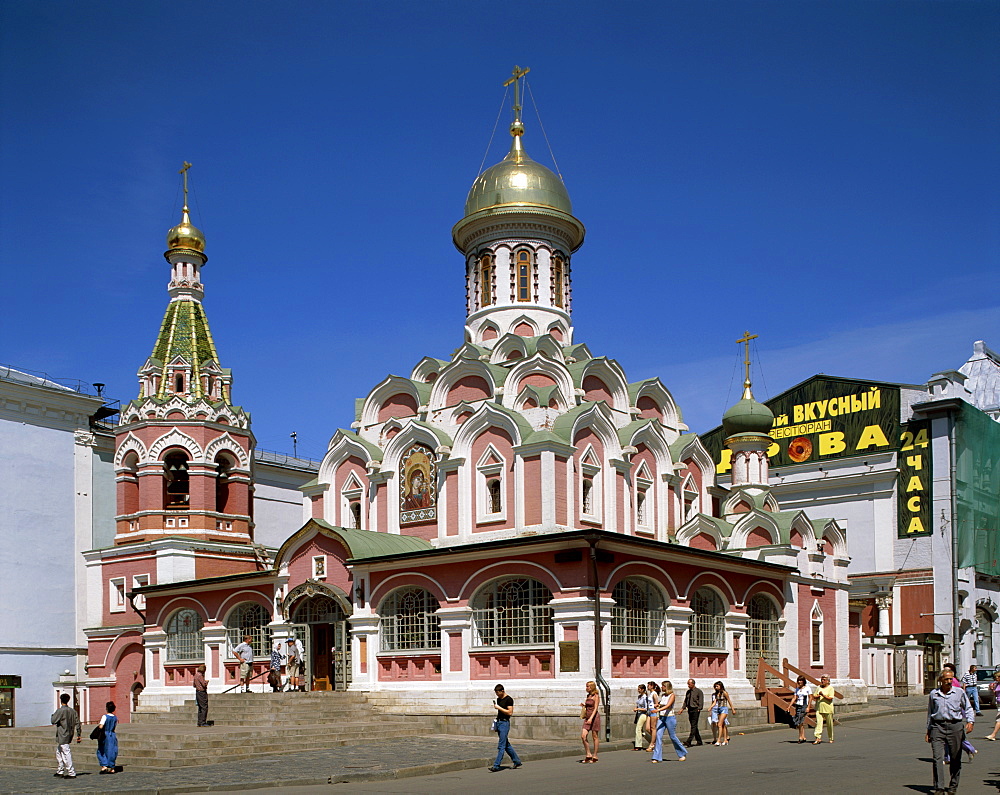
[958,340,1000,413]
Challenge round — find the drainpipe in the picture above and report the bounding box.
[949,411,961,668]
[587,535,611,742]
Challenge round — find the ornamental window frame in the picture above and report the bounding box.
[552,254,565,308]
[341,473,364,530]
[471,577,554,647]
[476,446,506,523]
[165,608,205,662]
[810,602,824,666]
[109,577,126,613]
[379,587,442,652]
[579,449,602,523]
[515,249,533,302]
[689,586,726,651]
[225,602,270,659]
[635,465,653,532]
[611,577,667,646]
[479,253,494,308]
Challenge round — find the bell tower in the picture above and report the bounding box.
[453,66,585,347]
[114,164,254,545]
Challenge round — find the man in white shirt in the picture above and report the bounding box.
[960,665,982,715]
[926,672,975,794]
[232,635,255,693]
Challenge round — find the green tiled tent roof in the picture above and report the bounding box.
[146,299,224,401]
[279,519,432,562]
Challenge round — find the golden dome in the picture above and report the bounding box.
[464,132,573,217]
[166,205,206,252]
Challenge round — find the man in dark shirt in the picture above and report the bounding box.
[193,664,209,726]
[489,684,523,772]
[682,679,704,746]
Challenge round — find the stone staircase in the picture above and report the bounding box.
[0,691,417,771]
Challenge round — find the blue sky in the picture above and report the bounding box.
[2,1,997,459]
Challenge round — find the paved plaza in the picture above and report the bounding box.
[3,709,1000,793]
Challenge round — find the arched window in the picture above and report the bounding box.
[225,602,269,658]
[472,578,553,646]
[164,452,190,509]
[552,255,565,307]
[165,608,204,661]
[976,607,994,667]
[811,603,824,665]
[479,254,493,308]
[379,587,441,651]
[612,578,666,645]
[636,488,648,527]
[215,454,233,513]
[487,479,502,514]
[690,587,725,650]
[349,501,362,529]
[515,250,532,302]
[746,593,780,682]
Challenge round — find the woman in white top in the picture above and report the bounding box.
[791,675,812,743]
[644,681,660,752]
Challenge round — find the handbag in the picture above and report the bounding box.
[580,705,589,720]
[89,724,104,741]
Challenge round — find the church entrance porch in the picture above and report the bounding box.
[290,595,352,691]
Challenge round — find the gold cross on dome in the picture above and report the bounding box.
[736,330,758,387]
[503,65,530,122]
[178,161,193,204]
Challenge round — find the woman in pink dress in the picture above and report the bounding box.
[579,680,601,763]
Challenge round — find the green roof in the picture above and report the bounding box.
[146,298,225,402]
[307,519,432,559]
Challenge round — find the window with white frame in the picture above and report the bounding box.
[580,455,601,521]
[109,577,126,613]
[612,578,666,645]
[342,476,364,529]
[635,471,652,530]
[690,587,726,650]
[165,608,204,661]
[225,602,270,658]
[312,555,327,579]
[132,574,149,609]
[379,587,441,651]
[811,603,824,665]
[477,448,505,521]
[472,578,554,647]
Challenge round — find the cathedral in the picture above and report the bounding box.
[81,72,862,723]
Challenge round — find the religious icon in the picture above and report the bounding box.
[400,444,437,524]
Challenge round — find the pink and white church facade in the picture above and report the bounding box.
[83,76,865,720]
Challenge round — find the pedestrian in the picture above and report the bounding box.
[651,680,686,763]
[710,681,736,745]
[926,671,975,794]
[811,674,835,744]
[633,683,650,750]
[644,681,660,752]
[268,640,284,692]
[939,666,977,762]
[95,701,119,774]
[489,684,522,772]
[984,672,1000,741]
[193,663,209,726]
[682,678,704,746]
[286,637,305,692]
[961,664,982,715]
[51,692,81,779]
[791,675,812,743]
[233,634,255,693]
[580,680,601,763]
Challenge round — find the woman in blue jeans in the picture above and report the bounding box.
[651,681,686,763]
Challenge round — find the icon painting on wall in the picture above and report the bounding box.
[400,444,437,524]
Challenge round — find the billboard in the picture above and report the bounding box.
[701,376,900,472]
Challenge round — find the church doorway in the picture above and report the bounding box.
[290,595,352,691]
[746,594,780,684]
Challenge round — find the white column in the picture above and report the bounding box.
[437,606,473,683]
